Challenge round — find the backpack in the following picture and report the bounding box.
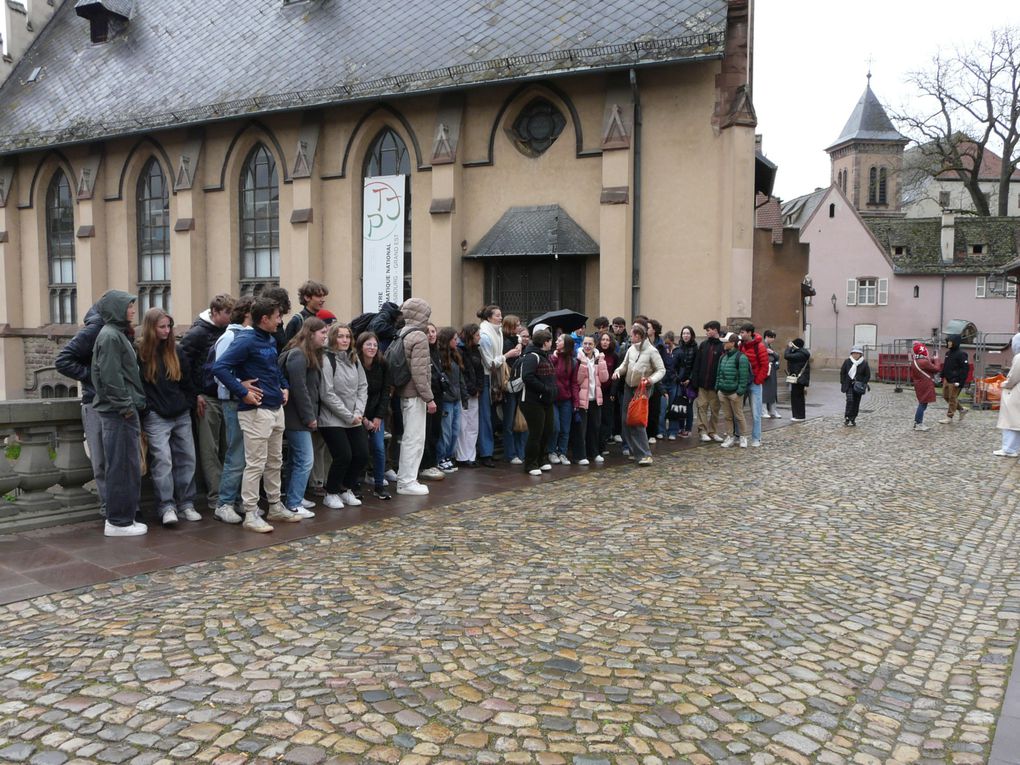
[201,343,220,397]
[384,328,423,388]
[350,311,376,339]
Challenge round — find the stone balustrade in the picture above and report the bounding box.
[0,399,100,533]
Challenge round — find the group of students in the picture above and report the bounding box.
[55,282,821,537]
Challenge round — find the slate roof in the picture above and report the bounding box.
[780,188,826,230]
[467,205,599,258]
[863,216,1020,275]
[0,0,728,155]
[826,81,909,152]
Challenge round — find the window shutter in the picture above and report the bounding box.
[877,278,888,306]
[846,278,858,306]
[975,276,986,298]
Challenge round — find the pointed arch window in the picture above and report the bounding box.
[137,157,171,313]
[46,170,77,324]
[868,167,878,204]
[239,144,280,297]
[878,168,887,205]
[364,128,412,301]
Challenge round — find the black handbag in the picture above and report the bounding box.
[852,380,867,396]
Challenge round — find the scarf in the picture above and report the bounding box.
[847,355,865,379]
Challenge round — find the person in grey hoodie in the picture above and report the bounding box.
[319,323,369,510]
[91,291,148,537]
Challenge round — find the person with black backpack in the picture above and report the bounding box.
[386,297,435,496]
[178,293,235,512]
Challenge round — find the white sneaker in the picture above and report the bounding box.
[711,434,725,442]
[161,509,178,525]
[577,458,590,466]
[637,456,653,466]
[181,507,201,522]
[770,411,782,419]
[528,468,543,476]
[419,467,445,481]
[750,439,761,448]
[340,490,362,507]
[720,436,736,448]
[613,435,623,443]
[384,469,398,482]
[790,417,805,422]
[761,412,772,419]
[323,493,344,509]
[397,482,429,496]
[700,433,711,443]
[548,453,561,464]
[958,408,968,421]
[214,504,243,524]
[913,423,931,431]
[267,505,301,523]
[594,455,604,464]
[540,463,552,471]
[104,520,147,537]
[510,457,523,465]
[300,498,316,509]
[648,437,656,445]
[559,456,571,466]
[243,512,273,533]
[668,435,677,441]
[739,436,748,448]
[291,507,315,519]
[938,417,952,424]
[993,449,1019,457]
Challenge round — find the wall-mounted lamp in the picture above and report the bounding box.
[830,293,838,314]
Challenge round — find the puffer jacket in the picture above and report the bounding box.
[715,348,750,396]
[942,335,970,386]
[615,339,666,388]
[520,345,556,405]
[91,290,146,415]
[55,303,104,404]
[551,351,579,406]
[395,298,433,403]
[576,352,609,408]
[910,355,941,404]
[320,350,368,427]
[739,333,770,386]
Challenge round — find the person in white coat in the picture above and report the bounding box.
[994,336,1020,457]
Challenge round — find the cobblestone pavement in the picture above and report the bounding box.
[1,384,1018,765]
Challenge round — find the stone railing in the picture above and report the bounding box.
[0,399,99,533]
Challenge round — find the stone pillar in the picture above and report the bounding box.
[172,133,206,319]
[427,97,465,326]
[74,151,107,303]
[598,84,635,320]
[11,425,60,513]
[0,162,25,401]
[51,420,99,513]
[286,118,322,290]
[0,428,19,519]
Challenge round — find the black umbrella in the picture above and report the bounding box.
[527,309,588,334]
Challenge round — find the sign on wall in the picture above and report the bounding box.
[362,175,405,312]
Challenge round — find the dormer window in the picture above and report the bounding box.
[893,245,907,256]
[971,244,985,256]
[74,0,132,44]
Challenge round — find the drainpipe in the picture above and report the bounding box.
[630,68,642,316]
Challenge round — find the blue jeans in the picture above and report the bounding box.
[658,384,670,436]
[915,402,928,424]
[749,383,762,441]
[439,401,461,464]
[551,400,574,456]
[284,429,314,509]
[478,376,494,458]
[143,410,197,515]
[501,394,527,461]
[368,423,386,488]
[218,400,244,508]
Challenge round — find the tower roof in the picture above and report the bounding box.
[826,80,909,152]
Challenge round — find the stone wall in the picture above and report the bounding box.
[21,335,72,399]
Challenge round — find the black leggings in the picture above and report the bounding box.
[790,384,806,420]
[520,400,554,471]
[319,426,369,493]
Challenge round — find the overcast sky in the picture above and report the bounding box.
[754,0,1017,202]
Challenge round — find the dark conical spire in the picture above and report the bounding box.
[826,79,908,151]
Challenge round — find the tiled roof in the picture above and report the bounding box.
[0,0,728,155]
[826,82,908,151]
[864,216,1020,274]
[467,205,598,258]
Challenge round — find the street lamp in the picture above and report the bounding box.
[831,293,839,362]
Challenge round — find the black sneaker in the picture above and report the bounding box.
[844,418,851,426]
[480,457,497,468]
[372,487,391,501]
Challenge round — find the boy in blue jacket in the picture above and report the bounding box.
[212,297,291,533]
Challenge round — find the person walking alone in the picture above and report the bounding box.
[839,346,870,427]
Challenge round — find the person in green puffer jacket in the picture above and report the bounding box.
[714,332,751,448]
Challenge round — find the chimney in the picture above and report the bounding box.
[940,211,955,265]
[74,0,133,44]
[2,0,57,88]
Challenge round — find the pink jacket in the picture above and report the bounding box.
[576,352,609,408]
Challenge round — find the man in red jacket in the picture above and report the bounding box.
[739,323,770,447]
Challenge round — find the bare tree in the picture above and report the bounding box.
[894,27,1019,217]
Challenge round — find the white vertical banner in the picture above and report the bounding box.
[362,174,406,312]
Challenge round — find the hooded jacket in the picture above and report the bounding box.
[55,302,104,404]
[942,335,970,386]
[739,333,770,386]
[91,291,146,415]
[179,308,226,396]
[320,350,368,427]
[396,298,434,402]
